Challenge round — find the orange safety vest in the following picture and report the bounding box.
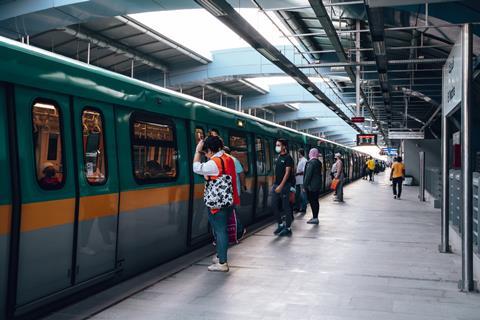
[210,153,240,207]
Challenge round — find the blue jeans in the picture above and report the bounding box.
[208,207,233,264]
[295,184,307,211]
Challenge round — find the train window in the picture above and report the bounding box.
[131,116,177,182]
[32,101,65,190]
[265,139,272,172]
[255,138,265,174]
[195,127,205,144]
[229,134,249,174]
[82,109,107,185]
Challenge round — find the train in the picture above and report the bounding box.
[0,35,377,319]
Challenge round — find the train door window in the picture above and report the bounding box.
[229,134,249,175]
[195,127,205,143]
[82,109,107,185]
[264,139,272,173]
[255,138,265,174]
[131,115,177,182]
[32,101,65,190]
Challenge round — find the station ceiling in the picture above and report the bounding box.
[1,0,480,147]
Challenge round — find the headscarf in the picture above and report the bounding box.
[309,148,319,160]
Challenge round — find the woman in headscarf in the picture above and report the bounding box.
[303,148,323,225]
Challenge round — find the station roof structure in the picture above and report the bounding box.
[2,0,480,147]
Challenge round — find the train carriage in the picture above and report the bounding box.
[0,36,375,319]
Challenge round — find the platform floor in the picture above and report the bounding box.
[59,172,480,320]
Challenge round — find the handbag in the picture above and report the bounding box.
[204,157,234,209]
[330,178,339,191]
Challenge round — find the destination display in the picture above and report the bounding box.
[356,134,377,146]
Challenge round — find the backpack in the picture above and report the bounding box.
[204,157,234,209]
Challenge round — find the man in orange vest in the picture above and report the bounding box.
[193,135,239,272]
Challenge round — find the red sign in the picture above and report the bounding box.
[351,117,365,123]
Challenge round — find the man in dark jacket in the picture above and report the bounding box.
[304,148,323,225]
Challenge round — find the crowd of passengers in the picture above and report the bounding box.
[192,131,346,272]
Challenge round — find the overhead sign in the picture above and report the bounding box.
[443,32,463,115]
[388,130,425,140]
[351,116,365,123]
[382,147,398,156]
[356,134,377,146]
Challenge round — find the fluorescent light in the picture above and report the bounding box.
[257,48,279,62]
[196,0,227,17]
[307,87,315,92]
[34,102,56,110]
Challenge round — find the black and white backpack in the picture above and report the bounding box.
[204,157,234,209]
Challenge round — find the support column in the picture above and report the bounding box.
[440,110,450,253]
[460,23,474,292]
[355,19,361,117]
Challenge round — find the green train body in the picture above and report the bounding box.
[0,35,372,319]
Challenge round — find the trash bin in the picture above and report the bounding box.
[404,176,414,186]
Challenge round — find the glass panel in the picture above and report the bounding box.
[255,138,265,174]
[32,101,64,190]
[229,135,249,175]
[82,109,107,185]
[195,127,205,144]
[265,139,272,173]
[132,119,177,181]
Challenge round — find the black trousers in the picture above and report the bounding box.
[306,190,320,219]
[392,177,403,197]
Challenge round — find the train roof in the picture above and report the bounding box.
[0,35,373,157]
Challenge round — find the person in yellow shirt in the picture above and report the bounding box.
[366,157,376,181]
[390,156,405,199]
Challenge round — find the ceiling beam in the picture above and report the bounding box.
[194,0,363,134]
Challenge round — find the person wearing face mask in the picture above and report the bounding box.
[333,153,344,202]
[193,135,239,272]
[272,138,294,237]
[303,148,323,224]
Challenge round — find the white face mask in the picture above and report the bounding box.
[275,146,282,154]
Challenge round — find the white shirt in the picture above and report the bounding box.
[295,156,307,185]
[193,151,224,176]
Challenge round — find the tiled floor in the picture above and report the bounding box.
[77,173,480,319]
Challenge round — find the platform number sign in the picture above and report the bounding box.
[356,134,377,146]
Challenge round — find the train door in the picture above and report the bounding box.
[0,85,12,319]
[13,86,76,306]
[188,122,210,245]
[228,131,255,226]
[254,136,268,219]
[72,98,119,283]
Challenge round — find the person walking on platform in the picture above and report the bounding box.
[366,156,375,181]
[304,148,323,224]
[193,135,239,272]
[390,156,406,199]
[333,153,344,202]
[272,138,294,237]
[294,148,308,214]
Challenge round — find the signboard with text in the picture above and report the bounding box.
[443,32,463,115]
[356,134,377,146]
[388,130,425,140]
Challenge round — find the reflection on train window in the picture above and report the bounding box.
[229,134,249,174]
[255,138,265,174]
[195,127,205,144]
[265,139,272,173]
[32,101,64,190]
[132,118,177,182]
[82,109,107,185]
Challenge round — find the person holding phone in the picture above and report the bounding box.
[390,156,405,199]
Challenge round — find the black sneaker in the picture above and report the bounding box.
[278,228,292,237]
[273,224,285,235]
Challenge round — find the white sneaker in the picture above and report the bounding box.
[212,256,219,264]
[208,262,229,272]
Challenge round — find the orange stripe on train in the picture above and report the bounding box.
[120,184,191,212]
[0,205,11,235]
[79,193,119,221]
[21,199,75,232]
